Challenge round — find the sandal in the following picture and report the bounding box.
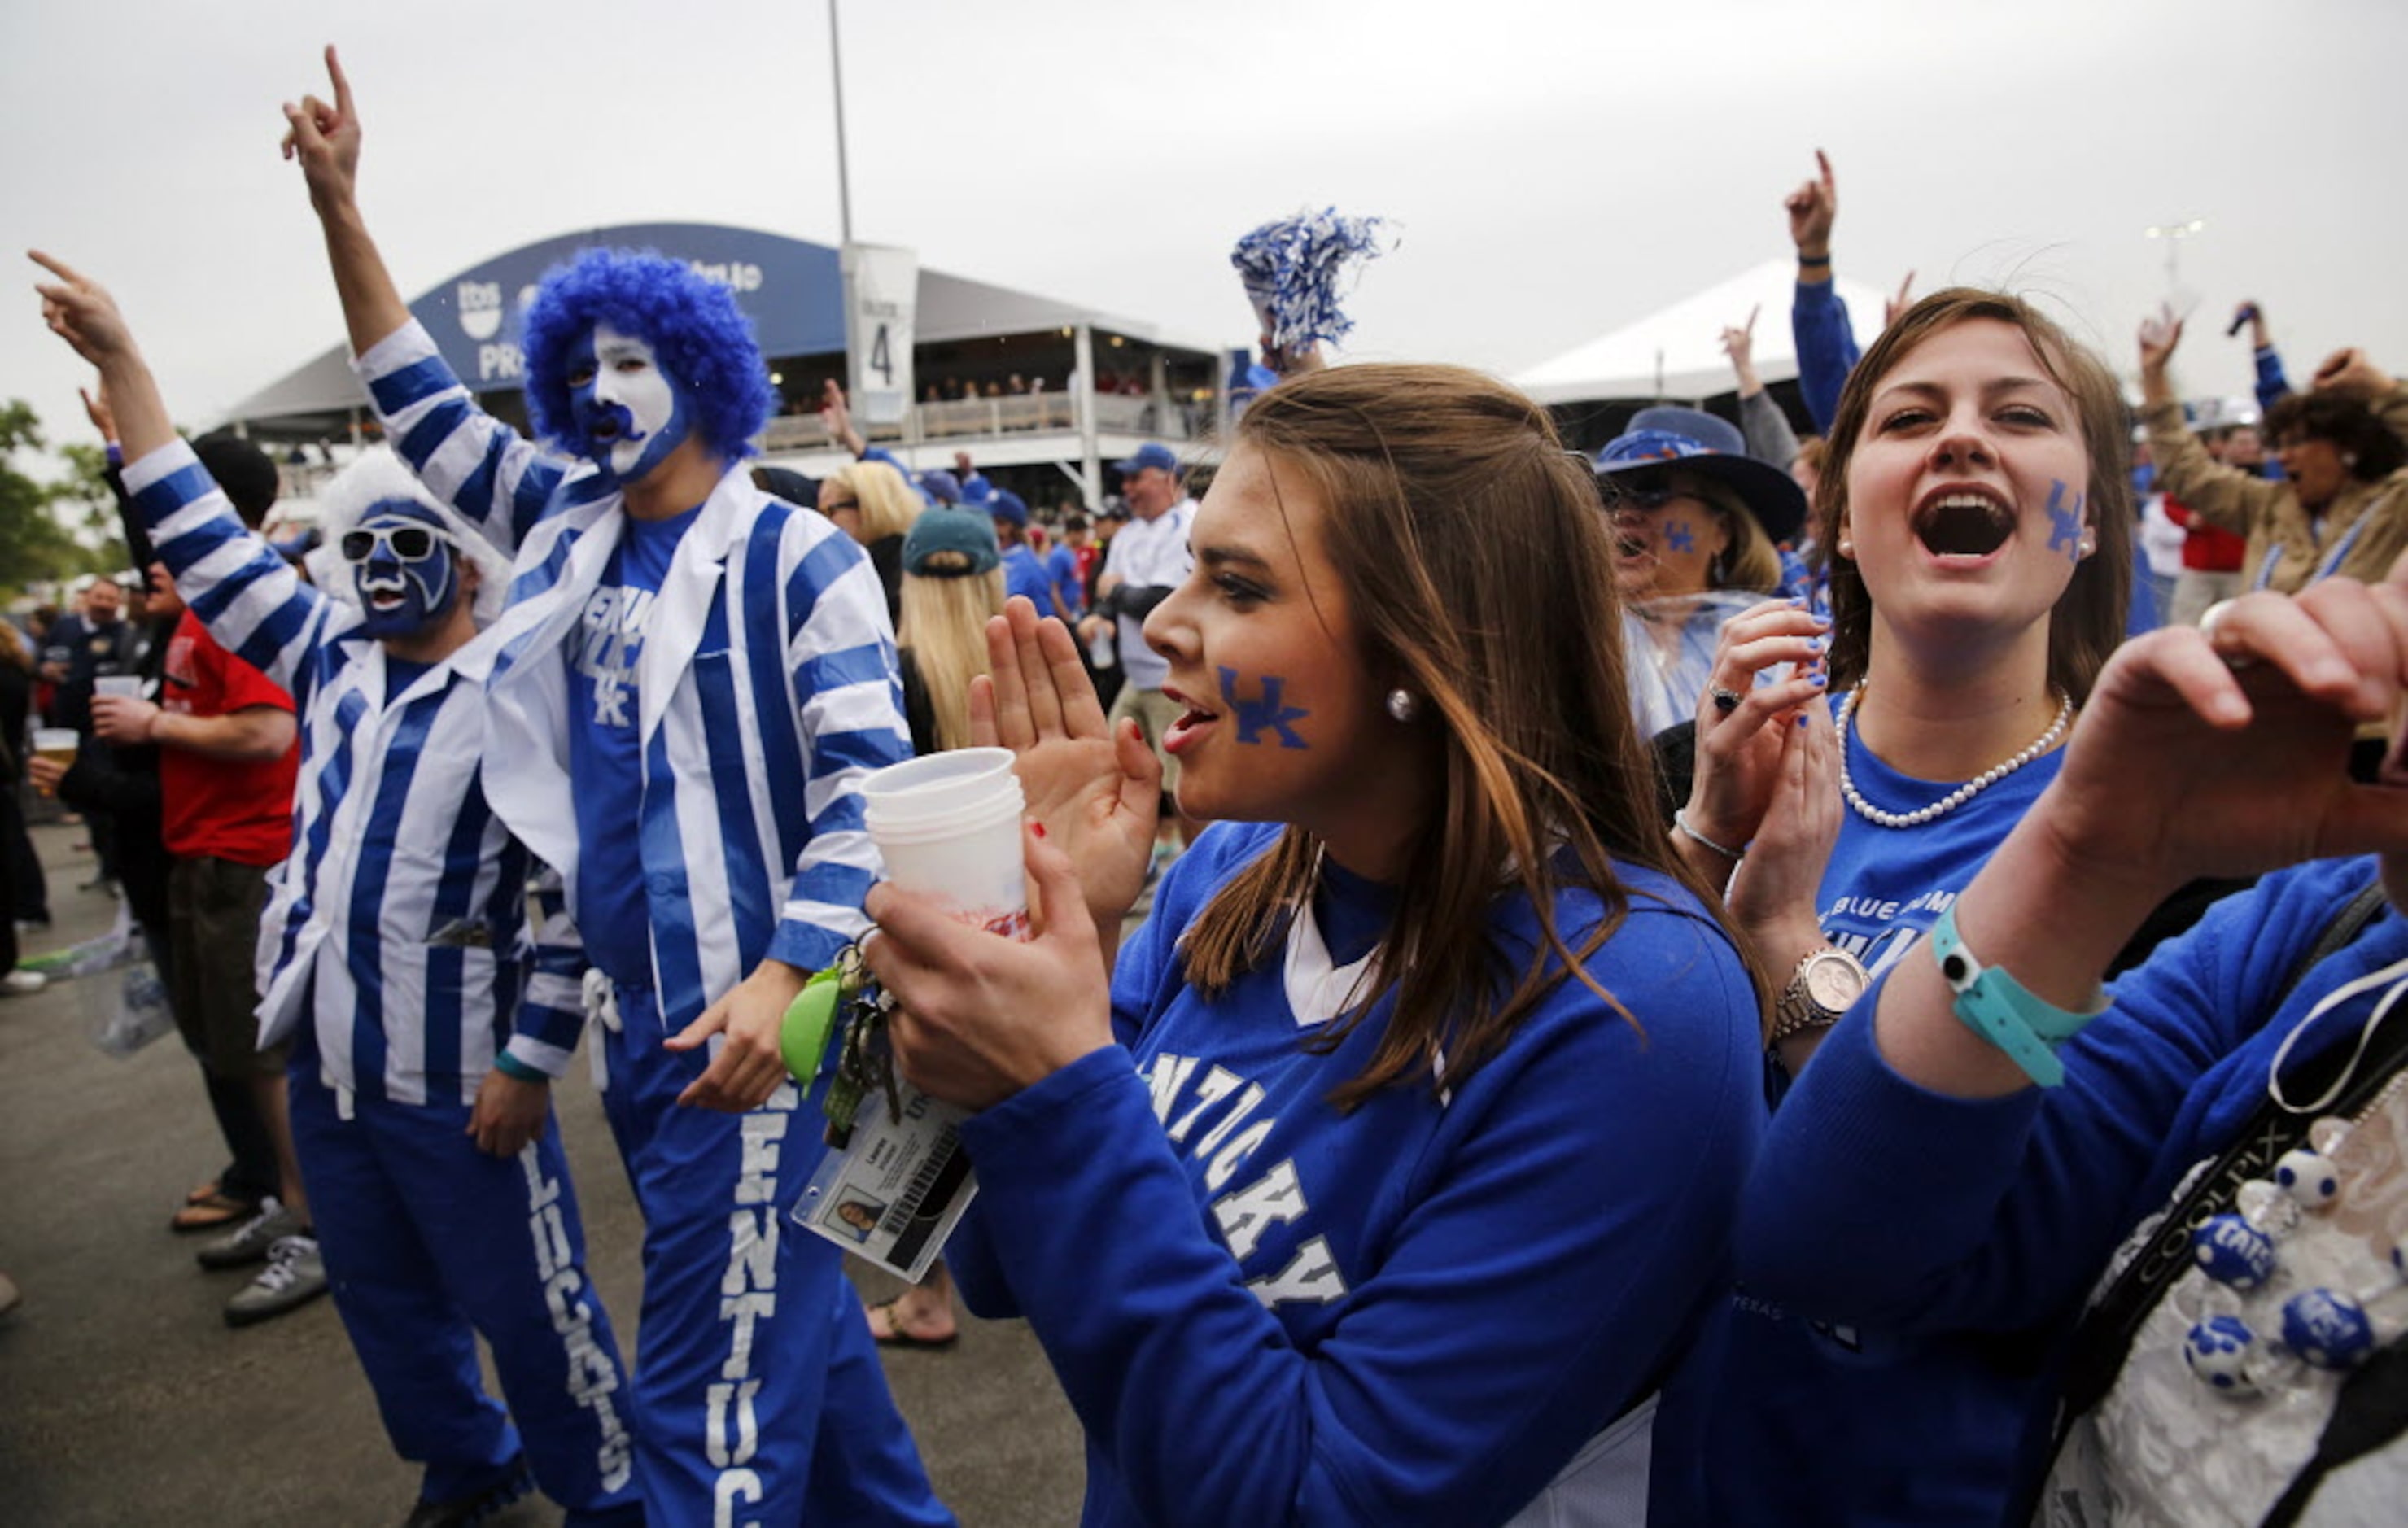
[172,1188,260,1233]
[867,1298,959,1350]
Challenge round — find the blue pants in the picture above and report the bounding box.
[289,1054,640,1525]
[599,986,951,1527]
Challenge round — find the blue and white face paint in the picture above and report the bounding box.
[343,500,461,640]
[566,320,693,482]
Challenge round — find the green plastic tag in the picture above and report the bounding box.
[780,968,845,1083]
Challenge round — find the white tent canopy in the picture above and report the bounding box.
[1514,259,1891,405]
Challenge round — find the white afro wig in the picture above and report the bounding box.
[303,449,514,628]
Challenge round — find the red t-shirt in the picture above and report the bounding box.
[2163,496,2248,574]
[158,611,299,866]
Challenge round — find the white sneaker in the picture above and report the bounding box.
[224,1235,327,1327]
[1,970,44,996]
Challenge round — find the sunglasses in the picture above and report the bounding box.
[340,525,452,563]
[1594,480,1697,513]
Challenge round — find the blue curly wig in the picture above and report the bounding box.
[519,248,774,465]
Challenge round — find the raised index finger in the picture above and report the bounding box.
[326,43,353,116]
[27,249,84,286]
[1815,148,1833,187]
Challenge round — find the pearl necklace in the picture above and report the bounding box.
[1836,683,2073,828]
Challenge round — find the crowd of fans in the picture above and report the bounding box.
[11,44,2408,1528]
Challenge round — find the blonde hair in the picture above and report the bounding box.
[1181,365,1763,1106]
[829,460,924,544]
[898,562,1006,752]
[1676,472,1781,593]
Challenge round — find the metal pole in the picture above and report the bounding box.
[828,0,854,244]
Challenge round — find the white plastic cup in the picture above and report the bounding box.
[860,748,1029,939]
[93,676,143,699]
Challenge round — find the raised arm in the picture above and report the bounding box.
[2137,312,2283,535]
[281,46,409,357]
[1785,151,1860,433]
[1724,305,1803,469]
[280,45,569,552]
[33,252,333,698]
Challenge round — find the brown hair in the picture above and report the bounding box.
[1816,288,2132,702]
[2264,391,2407,482]
[1178,365,1764,1107]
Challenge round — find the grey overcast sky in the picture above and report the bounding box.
[2,0,2397,465]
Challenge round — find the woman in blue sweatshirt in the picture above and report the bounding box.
[866,364,1767,1526]
[1741,570,2408,1524]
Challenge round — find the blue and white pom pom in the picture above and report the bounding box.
[1230,209,1395,357]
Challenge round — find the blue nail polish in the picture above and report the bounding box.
[1812,672,1829,687]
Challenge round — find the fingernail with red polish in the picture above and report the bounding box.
[1031,822,1047,839]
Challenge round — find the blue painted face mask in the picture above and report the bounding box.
[344,503,460,639]
[563,320,694,482]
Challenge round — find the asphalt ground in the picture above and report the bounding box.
[0,816,1086,1526]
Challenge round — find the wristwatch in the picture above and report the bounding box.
[1770,945,1870,1043]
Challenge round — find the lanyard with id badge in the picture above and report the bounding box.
[789,750,1029,1281]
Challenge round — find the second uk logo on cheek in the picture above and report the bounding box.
[1217,668,1311,749]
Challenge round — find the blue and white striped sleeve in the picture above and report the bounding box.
[506,862,588,1081]
[121,439,333,701]
[768,522,912,975]
[351,320,574,557]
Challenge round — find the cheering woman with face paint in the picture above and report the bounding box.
[1669,290,2144,1525]
[864,367,1766,1525]
[34,254,644,1525]
[1590,407,1807,738]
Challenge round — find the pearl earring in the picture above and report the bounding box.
[1836,537,1855,558]
[1386,688,1419,723]
[2078,530,2097,557]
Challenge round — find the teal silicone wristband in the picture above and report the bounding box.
[493,1050,550,1084]
[1929,906,2105,1089]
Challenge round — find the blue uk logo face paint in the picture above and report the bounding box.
[1217,667,1311,749]
[1664,519,1698,554]
[2045,479,2086,565]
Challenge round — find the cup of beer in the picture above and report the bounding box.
[30,728,77,795]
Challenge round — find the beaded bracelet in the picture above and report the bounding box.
[1929,905,2107,1089]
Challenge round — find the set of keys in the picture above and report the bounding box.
[778,944,903,1149]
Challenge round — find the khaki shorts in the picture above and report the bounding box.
[1108,683,1185,798]
[168,856,286,1080]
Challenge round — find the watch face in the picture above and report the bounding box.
[1804,954,1868,1011]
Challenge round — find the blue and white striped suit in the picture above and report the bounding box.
[126,440,583,1096]
[352,321,948,1528]
[125,439,638,1520]
[356,321,908,1030]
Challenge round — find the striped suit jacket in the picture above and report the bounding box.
[125,439,585,1104]
[354,321,911,1031]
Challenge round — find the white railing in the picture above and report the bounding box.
[757,386,1204,454]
